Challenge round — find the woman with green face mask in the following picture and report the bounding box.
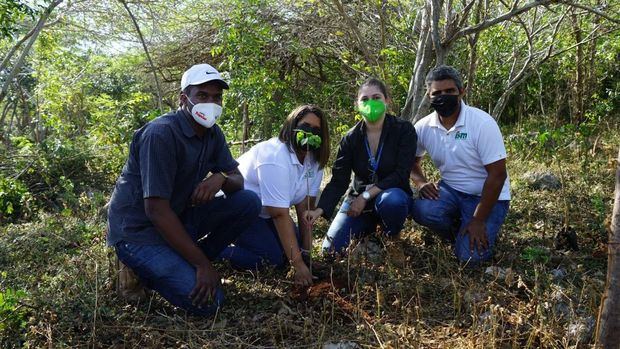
[304,78,418,255]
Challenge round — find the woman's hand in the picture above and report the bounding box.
[292,259,314,287]
[347,196,367,217]
[303,208,323,226]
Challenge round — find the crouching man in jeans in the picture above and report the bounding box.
[107,63,261,315]
[411,65,510,265]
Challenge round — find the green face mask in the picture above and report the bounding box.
[357,99,386,123]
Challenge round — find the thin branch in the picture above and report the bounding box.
[456,0,478,29]
[447,0,555,44]
[0,0,63,105]
[0,19,60,73]
[328,0,377,67]
[548,26,619,60]
[118,0,163,111]
[559,0,620,24]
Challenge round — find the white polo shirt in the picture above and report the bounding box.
[415,101,511,200]
[237,137,324,218]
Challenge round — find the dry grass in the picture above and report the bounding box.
[0,123,616,348]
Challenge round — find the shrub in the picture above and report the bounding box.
[0,177,31,222]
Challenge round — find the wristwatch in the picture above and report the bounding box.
[361,191,371,200]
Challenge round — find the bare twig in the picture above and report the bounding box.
[118,0,163,111]
[558,0,620,24]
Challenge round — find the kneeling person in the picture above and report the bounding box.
[410,65,510,264]
[107,64,261,316]
[219,105,330,287]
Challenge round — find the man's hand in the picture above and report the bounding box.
[303,208,323,226]
[189,262,221,306]
[346,196,367,217]
[462,218,488,254]
[293,259,314,287]
[419,182,440,200]
[191,173,226,206]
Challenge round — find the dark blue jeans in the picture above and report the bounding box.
[218,217,300,270]
[411,182,509,264]
[115,189,261,316]
[321,188,414,254]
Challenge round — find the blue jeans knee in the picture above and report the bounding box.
[411,184,460,238]
[322,199,375,254]
[374,188,411,237]
[116,241,225,316]
[453,200,509,265]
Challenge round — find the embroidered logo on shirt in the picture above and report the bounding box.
[304,169,315,179]
[455,131,468,140]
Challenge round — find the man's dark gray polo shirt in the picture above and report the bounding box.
[107,109,238,246]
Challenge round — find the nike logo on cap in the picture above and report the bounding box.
[205,71,217,75]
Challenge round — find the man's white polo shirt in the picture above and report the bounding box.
[238,137,323,218]
[415,101,511,200]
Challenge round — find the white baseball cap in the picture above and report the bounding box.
[180,63,229,91]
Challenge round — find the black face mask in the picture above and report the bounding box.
[430,94,460,117]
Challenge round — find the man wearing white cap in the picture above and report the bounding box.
[107,64,261,316]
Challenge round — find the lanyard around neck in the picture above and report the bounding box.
[364,136,384,173]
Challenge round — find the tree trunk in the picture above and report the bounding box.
[491,70,535,120]
[0,0,62,105]
[584,6,601,115]
[401,0,615,123]
[401,2,433,122]
[596,146,620,347]
[570,10,584,124]
[466,34,479,102]
[0,23,40,73]
[430,0,445,65]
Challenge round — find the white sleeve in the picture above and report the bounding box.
[477,120,507,165]
[414,122,427,157]
[308,168,323,197]
[257,163,291,208]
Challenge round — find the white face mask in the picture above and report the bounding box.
[187,99,222,128]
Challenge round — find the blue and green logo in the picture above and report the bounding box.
[455,131,468,140]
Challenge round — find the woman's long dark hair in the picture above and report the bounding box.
[278,105,330,169]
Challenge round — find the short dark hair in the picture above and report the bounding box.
[278,105,330,169]
[357,77,390,99]
[425,65,464,91]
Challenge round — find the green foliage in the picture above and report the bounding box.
[0,211,109,347]
[0,176,30,222]
[0,1,619,346]
[0,284,28,345]
[505,118,600,164]
[0,0,34,39]
[0,37,156,214]
[521,246,551,264]
[295,129,322,149]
